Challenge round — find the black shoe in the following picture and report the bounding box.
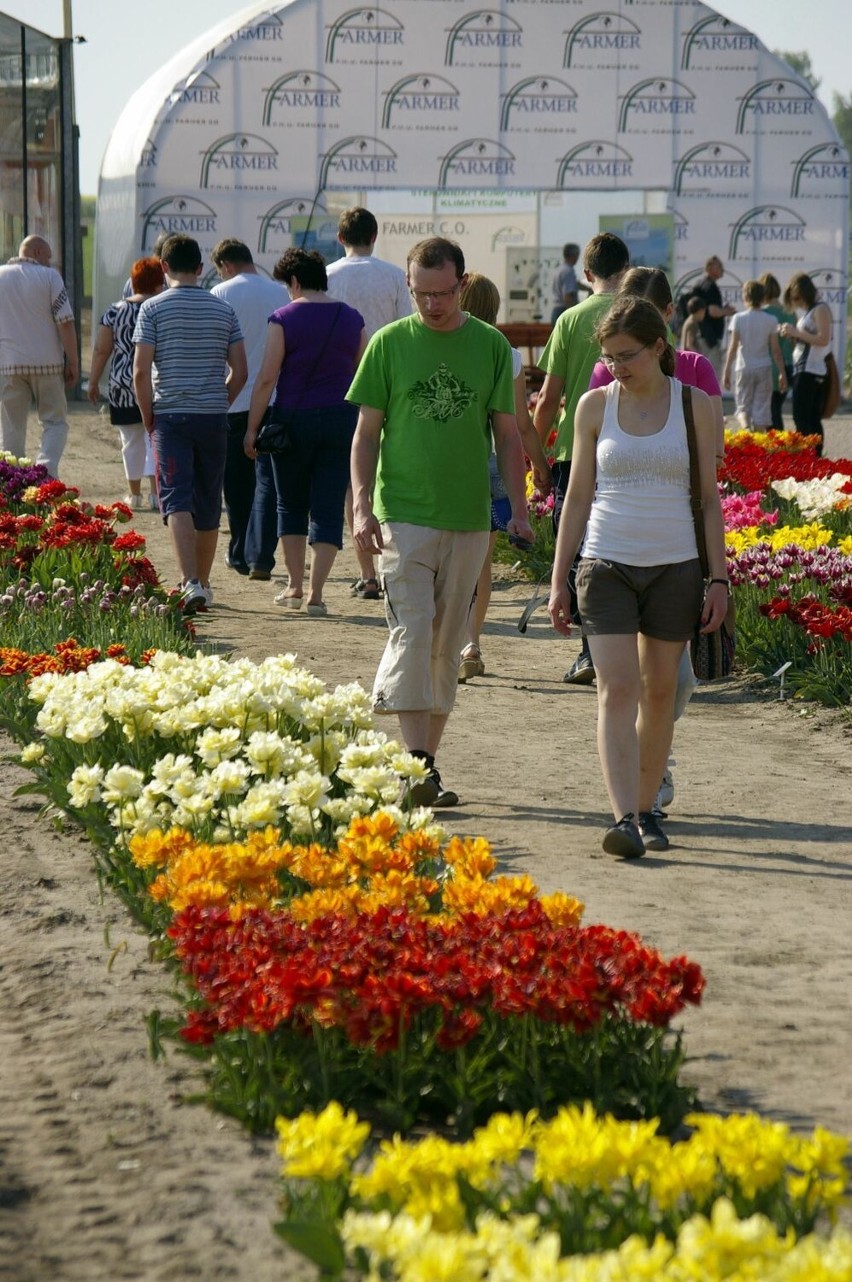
[402,771,440,809]
[224,555,249,575]
[602,814,645,858]
[248,566,272,581]
[402,767,458,809]
[563,651,596,684]
[431,769,459,808]
[351,577,382,600]
[638,811,670,852]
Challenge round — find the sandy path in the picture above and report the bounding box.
[1,406,850,1279]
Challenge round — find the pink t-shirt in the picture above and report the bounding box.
[589,349,721,396]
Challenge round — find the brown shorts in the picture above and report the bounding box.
[575,556,703,641]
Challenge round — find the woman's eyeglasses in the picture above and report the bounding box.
[599,345,650,370]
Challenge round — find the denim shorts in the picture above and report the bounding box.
[152,411,228,529]
[575,556,704,641]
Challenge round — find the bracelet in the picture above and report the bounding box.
[709,578,730,588]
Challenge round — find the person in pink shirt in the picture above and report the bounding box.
[589,267,724,460]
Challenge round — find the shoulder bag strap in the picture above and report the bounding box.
[682,382,709,578]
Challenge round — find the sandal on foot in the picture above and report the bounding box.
[306,601,328,617]
[458,645,485,682]
[358,577,382,600]
[274,590,303,610]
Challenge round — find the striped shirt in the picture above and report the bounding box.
[133,286,243,412]
[100,299,142,408]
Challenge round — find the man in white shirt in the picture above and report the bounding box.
[326,207,411,338]
[326,208,412,598]
[211,239,288,578]
[0,236,78,476]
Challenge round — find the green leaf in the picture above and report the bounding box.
[272,1220,346,1275]
[12,779,50,798]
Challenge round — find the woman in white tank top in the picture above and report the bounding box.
[547,297,727,859]
[778,271,832,457]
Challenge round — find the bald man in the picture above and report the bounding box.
[0,235,78,476]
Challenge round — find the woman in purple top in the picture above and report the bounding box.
[245,249,366,614]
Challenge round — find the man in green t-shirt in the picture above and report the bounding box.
[533,232,629,683]
[348,237,533,808]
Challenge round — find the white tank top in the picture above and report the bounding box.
[794,304,830,375]
[582,377,698,567]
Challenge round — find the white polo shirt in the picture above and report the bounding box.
[0,258,74,375]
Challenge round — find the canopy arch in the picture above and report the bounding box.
[96,0,848,349]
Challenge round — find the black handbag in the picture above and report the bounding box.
[254,409,294,455]
[253,303,343,455]
[682,384,736,680]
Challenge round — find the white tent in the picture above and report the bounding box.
[95,0,848,349]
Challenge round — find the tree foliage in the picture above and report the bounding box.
[775,49,821,92]
[831,93,852,160]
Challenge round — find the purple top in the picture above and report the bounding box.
[589,348,721,396]
[270,299,364,410]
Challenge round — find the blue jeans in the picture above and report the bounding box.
[244,451,278,572]
[270,403,357,547]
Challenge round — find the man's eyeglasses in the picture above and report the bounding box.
[410,283,461,303]
[599,345,650,370]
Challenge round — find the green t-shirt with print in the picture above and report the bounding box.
[346,314,515,531]
[538,291,615,462]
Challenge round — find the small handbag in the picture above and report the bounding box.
[682,384,736,680]
[254,408,294,455]
[253,303,343,454]
[821,351,841,420]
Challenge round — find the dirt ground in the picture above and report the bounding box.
[1,405,851,1281]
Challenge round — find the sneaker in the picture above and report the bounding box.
[248,567,272,581]
[656,768,675,810]
[563,651,596,685]
[638,811,670,852]
[431,769,459,808]
[148,492,159,512]
[201,583,214,609]
[401,767,459,810]
[123,493,144,511]
[602,814,645,859]
[180,579,208,615]
[458,646,485,682]
[402,770,441,809]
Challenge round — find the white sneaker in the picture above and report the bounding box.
[180,579,208,614]
[123,493,144,511]
[654,768,675,815]
[148,492,159,511]
[201,583,214,608]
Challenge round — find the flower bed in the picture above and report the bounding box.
[166,895,701,1134]
[273,1101,850,1278]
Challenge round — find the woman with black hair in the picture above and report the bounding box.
[779,272,832,456]
[245,249,366,614]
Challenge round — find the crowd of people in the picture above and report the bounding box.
[0,218,838,855]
